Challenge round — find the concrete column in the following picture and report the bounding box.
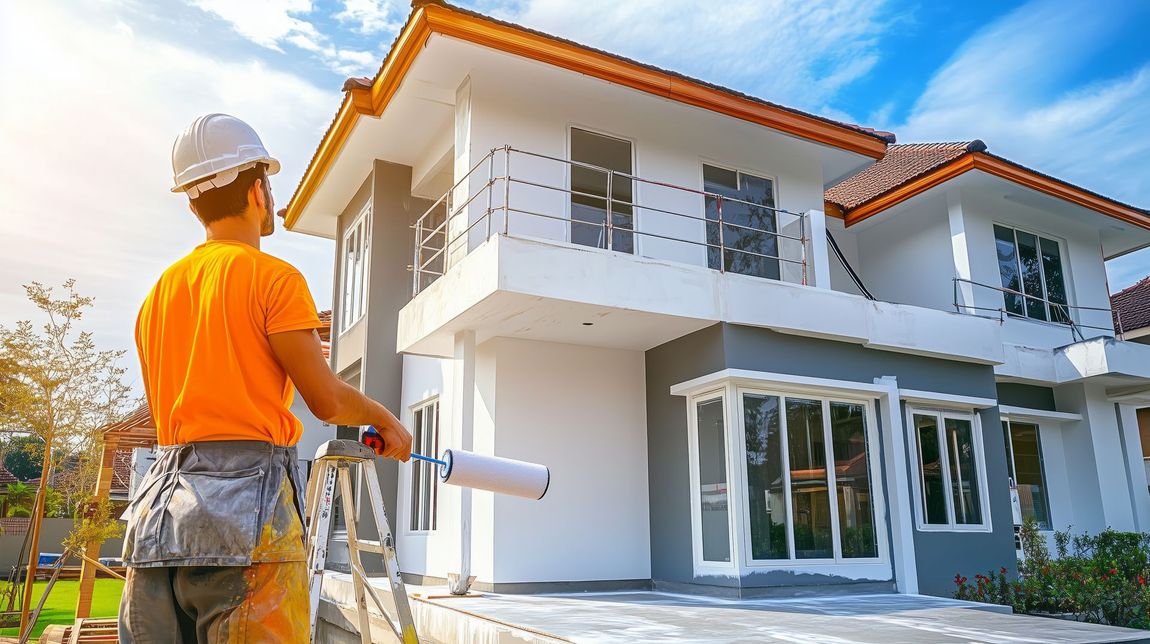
[806,209,831,289]
[874,376,918,594]
[1117,403,1150,532]
[449,330,477,593]
[1054,382,1136,532]
[946,189,975,314]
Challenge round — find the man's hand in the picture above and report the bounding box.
[268,328,412,462]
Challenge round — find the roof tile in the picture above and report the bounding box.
[826,141,984,210]
[1112,276,1150,334]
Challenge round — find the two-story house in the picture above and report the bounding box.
[282,0,1150,598]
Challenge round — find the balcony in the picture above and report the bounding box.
[398,146,1003,363]
[412,146,823,296]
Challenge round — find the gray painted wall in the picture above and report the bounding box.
[996,383,1056,411]
[644,323,1016,597]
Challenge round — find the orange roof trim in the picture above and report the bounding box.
[837,152,1150,231]
[285,1,890,230]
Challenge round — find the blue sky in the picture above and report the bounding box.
[1,0,1149,364]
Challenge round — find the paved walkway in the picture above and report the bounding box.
[321,575,1150,643]
[419,590,1150,643]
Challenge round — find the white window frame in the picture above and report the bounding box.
[698,160,781,276]
[991,222,1073,326]
[565,125,640,256]
[684,375,892,581]
[686,387,738,575]
[906,406,992,532]
[406,397,440,534]
[339,205,371,334]
[734,387,886,567]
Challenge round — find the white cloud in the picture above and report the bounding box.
[885,0,1150,291]
[336,0,403,34]
[488,0,896,109]
[0,1,335,374]
[188,0,378,75]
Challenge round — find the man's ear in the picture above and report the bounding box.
[250,178,266,211]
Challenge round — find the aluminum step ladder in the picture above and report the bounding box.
[305,439,419,643]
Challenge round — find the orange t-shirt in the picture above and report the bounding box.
[136,240,322,446]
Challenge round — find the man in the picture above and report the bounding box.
[120,113,412,643]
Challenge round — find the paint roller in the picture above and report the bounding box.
[359,428,550,500]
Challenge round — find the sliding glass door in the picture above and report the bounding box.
[570,128,634,253]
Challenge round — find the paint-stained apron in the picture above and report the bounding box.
[119,441,310,643]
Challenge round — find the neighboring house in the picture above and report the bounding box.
[1110,278,1150,488]
[1112,276,1150,344]
[0,466,19,516]
[281,0,1150,598]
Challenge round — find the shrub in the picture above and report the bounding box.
[954,518,1150,629]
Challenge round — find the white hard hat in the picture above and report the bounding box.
[171,113,281,199]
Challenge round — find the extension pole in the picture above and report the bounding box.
[18,429,53,633]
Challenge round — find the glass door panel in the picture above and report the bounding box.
[703,165,779,280]
[786,398,832,559]
[570,128,633,253]
[914,413,948,525]
[830,402,877,558]
[696,398,730,562]
[945,417,982,525]
[742,393,788,560]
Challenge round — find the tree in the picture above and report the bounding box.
[0,434,45,481]
[0,280,136,632]
[4,481,33,516]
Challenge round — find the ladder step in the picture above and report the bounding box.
[351,539,386,554]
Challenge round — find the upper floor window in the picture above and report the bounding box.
[569,128,634,253]
[340,208,370,333]
[410,399,440,532]
[993,224,1069,324]
[703,165,779,280]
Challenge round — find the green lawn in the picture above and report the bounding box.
[0,579,124,641]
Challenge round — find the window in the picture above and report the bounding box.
[695,396,731,562]
[703,165,779,280]
[340,208,370,332]
[993,224,1069,324]
[409,399,440,532]
[1003,420,1051,529]
[569,128,634,253]
[740,392,878,562]
[911,410,989,530]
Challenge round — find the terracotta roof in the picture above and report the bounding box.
[0,467,18,486]
[826,141,985,211]
[318,310,332,343]
[112,450,132,494]
[1112,276,1150,334]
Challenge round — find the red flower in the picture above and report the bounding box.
[1139,576,1145,587]
[1109,568,1118,576]
[1000,567,1008,575]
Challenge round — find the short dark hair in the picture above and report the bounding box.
[189,164,268,224]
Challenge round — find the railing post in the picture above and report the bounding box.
[413,217,422,295]
[606,170,614,251]
[717,196,725,272]
[799,212,808,286]
[805,209,830,288]
[485,149,494,240]
[503,146,511,236]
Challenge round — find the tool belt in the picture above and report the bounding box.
[122,440,304,568]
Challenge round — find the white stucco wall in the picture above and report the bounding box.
[461,59,827,274]
[489,338,651,584]
[852,195,956,310]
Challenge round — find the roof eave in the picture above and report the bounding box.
[285,2,888,232]
[838,152,1150,231]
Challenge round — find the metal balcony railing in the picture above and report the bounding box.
[411,146,811,296]
[953,278,1122,343]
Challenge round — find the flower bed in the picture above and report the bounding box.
[954,519,1150,629]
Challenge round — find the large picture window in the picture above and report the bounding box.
[340,208,370,333]
[409,399,440,532]
[703,165,779,280]
[740,392,878,562]
[911,409,989,530]
[993,224,1069,324]
[1003,420,1051,529]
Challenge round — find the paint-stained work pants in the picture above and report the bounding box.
[118,441,310,643]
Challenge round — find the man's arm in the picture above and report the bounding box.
[268,328,412,462]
